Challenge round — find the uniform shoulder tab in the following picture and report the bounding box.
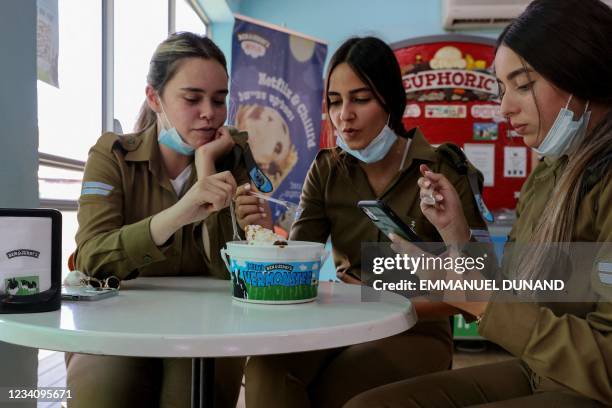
[227,126,249,147]
[94,132,141,153]
[95,132,121,153]
[313,148,339,171]
[436,143,469,175]
[214,127,249,172]
[437,142,491,221]
[581,149,612,201]
[116,133,142,152]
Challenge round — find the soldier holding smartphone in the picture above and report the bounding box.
[236,36,489,408]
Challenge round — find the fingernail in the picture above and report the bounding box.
[244,184,251,190]
[259,206,265,212]
[259,198,265,204]
[436,194,444,201]
[388,233,397,241]
[424,171,432,175]
[424,181,431,188]
[261,213,267,218]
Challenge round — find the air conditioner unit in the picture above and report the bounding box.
[443,0,612,31]
[442,0,532,30]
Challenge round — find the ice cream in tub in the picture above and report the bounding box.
[220,225,328,304]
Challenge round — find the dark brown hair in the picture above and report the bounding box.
[324,37,409,154]
[499,0,612,279]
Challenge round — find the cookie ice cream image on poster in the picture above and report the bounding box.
[236,104,298,190]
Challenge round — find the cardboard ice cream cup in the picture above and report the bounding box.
[220,241,328,304]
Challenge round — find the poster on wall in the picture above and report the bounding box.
[37,0,59,88]
[464,143,495,187]
[504,146,527,178]
[473,123,498,141]
[392,36,532,211]
[229,15,327,236]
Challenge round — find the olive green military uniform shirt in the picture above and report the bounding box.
[479,156,612,404]
[290,128,488,280]
[74,124,249,281]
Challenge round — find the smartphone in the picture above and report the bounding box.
[61,286,118,301]
[357,200,422,242]
[358,200,447,255]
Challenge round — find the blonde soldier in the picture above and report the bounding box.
[346,0,612,407]
[67,33,247,408]
[235,37,489,408]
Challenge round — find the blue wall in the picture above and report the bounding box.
[208,0,501,70]
[204,0,504,282]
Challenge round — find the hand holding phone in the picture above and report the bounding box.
[357,200,422,242]
[358,200,448,255]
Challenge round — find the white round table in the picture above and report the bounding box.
[0,277,416,407]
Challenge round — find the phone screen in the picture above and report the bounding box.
[357,200,421,242]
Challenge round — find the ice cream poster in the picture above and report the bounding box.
[229,16,327,236]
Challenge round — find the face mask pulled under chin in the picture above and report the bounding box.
[533,95,591,159]
[157,99,195,156]
[335,120,398,164]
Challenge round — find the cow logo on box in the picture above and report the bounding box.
[3,276,39,296]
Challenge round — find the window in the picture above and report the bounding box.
[37,2,101,274]
[114,0,168,134]
[37,1,101,161]
[176,0,209,35]
[38,160,83,273]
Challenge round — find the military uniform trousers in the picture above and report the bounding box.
[245,320,452,408]
[343,358,603,407]
[65,352,245,408]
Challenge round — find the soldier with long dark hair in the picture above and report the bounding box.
[346,0,612,406]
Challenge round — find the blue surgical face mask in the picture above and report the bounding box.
[533,95,591,159]
[157,99,195,156]
[335,117,398,164]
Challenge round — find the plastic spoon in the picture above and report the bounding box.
[248,191,299,211]
[229,200,242,241]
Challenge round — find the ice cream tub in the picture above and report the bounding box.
[220,240,328,304]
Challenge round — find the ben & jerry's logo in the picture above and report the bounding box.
[6,249,40,259]
[265,263,293,272]
[237,32,270,58]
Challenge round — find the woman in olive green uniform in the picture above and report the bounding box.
[346,0,612,407]
[67,33,247,408]
[235,37,488,408]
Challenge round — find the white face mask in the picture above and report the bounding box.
[335,116,397,164]
[157,98,195,156]
[533,95,591,159]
